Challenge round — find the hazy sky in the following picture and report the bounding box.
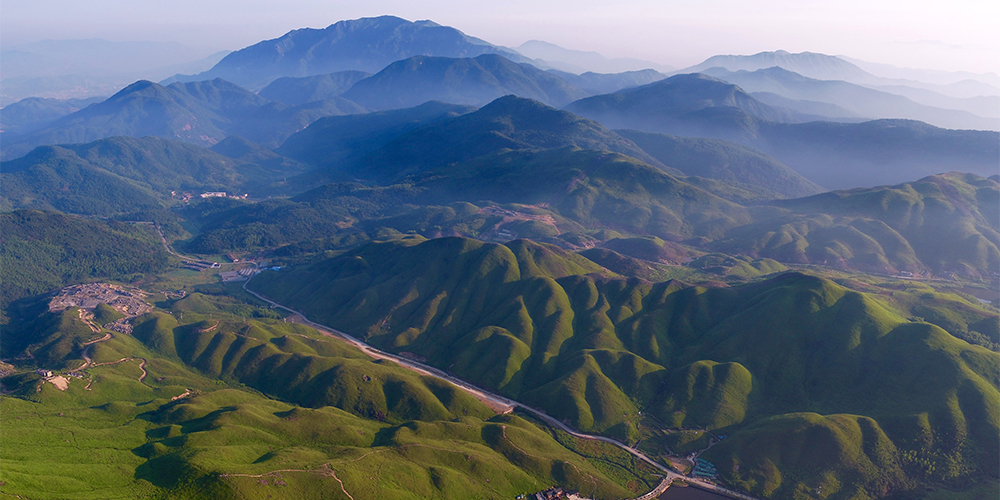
[2,0,997,74]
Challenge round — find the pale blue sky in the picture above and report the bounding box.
[2,0,996,74]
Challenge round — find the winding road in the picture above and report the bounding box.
[241,277,758,500]
[150,226,755,500]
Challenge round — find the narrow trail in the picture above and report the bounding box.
[240,277,761,500]
[78,310,100,333]
[329,470,355,500]
[76,332,112,370]
[82,332,111,346]
[170,389,192,401]
[75,346,93,371]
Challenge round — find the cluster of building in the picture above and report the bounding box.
[169,191,249,202]
[219,267,261,282]
[104,318,133,335]
[494,228,517,241]
[692,458,717,479]
[517,487,587,500]
[48,283,151,317]
[199,191,248,199]
[182,259,221,272]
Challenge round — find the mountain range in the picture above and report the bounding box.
[703,66,998,130]
[0,39,229,105]
[516,40,676,74]
[171,16,531,90]
[565,74,1000,188]
[3,16,999,500]
[0,78,367,159]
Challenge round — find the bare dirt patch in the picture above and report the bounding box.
[47,376,70,391]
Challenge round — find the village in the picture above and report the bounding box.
[48,283,152,317]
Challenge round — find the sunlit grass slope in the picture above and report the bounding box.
[1,289,642,499]
[252,235,1000,498]
[717,172,1000,279]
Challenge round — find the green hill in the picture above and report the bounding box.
[258,70,372,105]
[417,148,750,240]
[0,211,169,308]
[0,285,647,500]
[358,95,670,181]
[0,96,104,135]
[564,73,803,143]
[185,145,750,254]
[616,129,824,200]
[277,101,476,170]
[340,54,589,110]
[715,172,1000,279]
[250,236,1000,498]
[1,79,261,158]
[0,136,310,216]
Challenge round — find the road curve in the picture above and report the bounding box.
[241,277,759,500]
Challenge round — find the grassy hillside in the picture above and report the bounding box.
[0,285,647,499]
[0,211,168,308]
[184,144,751,255]
[418,148,751,240]
[716,173,1000,279]
[251,236,1000,499]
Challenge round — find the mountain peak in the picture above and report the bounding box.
[169,16,525,90]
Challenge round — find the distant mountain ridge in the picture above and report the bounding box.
[564,73,808,143]
[0,96,104,135]
[684,50,876,83]
[171,16,530,89]
[546,69,668,95]
[565,74,1000,188]
[516,40,676,74]
[341,54,590,110]
[703,66,998,130]
[0,78,367,159]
